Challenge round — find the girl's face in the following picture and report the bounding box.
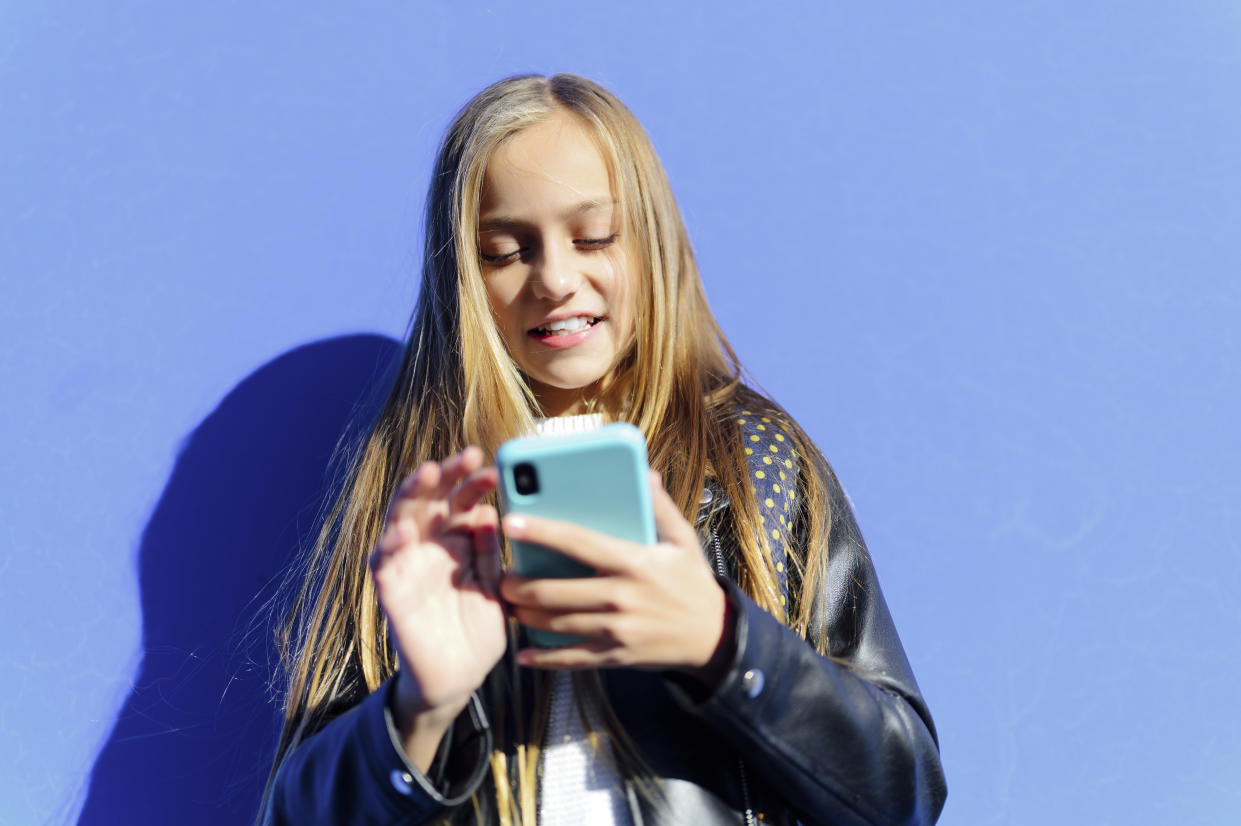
[478,111,636,418]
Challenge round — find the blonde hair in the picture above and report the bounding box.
[267,73,833,824]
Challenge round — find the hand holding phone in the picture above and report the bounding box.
[496,423,657,646]
[497,425,731,675]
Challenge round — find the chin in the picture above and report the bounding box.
[535,374,609,393]
[527,370,611,407]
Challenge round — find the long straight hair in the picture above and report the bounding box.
[267,73,833,824]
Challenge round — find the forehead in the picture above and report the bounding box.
[480,111,615,216]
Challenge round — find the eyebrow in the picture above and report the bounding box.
[478,198,616,232]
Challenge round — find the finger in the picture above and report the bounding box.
[375,518,412,554]
[500,573,619,612]
[466,502,500,531]
[649,471,700,550]
[370,514,419,572]
[397,461,441,500]
[515,640,623,670]
[369,533,394,571]
[445,444,485,477]
[388,461,442,523]
[387,448,486,525]
[449,465,499,514]
[434,446,485,499]
[500,514,632,572]
[509,607,623,639]
[471,517,503,595]
[443,501,499,542]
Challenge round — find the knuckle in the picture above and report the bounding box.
[604,585,629,613]
[515,607,544,628]
[378,525,400,551]
[520,580,545,605]
[370,553,395,585]
[600,615,628,643]
[601,647,629,667]
[621,562,655,590]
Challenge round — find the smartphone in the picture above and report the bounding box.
[495,422,657,647]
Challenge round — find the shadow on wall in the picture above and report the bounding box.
[76,334,402,826]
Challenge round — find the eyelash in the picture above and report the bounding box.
[480,233,619,266]
[577,233,619,250]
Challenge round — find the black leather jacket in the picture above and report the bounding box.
[267,451,946,825]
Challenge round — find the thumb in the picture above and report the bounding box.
[649,471,700,550]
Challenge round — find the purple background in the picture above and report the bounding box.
[3,2,1239,824]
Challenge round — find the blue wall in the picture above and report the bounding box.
[3,3,1239,824]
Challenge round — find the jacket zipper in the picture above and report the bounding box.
[738,760,756,826]
[711,527,756,826]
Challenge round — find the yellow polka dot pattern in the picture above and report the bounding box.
[738,411,799,608]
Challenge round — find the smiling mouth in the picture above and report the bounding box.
[530,316,602,336]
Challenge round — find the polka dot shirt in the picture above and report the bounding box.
[737,410,800,612]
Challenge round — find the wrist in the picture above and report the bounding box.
[701,592,737,686]
[393,671,466,737]
[390,672,469,774]
[681,587,737,689]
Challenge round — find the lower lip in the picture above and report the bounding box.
[528,320,602,349]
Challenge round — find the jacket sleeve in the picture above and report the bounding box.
[666,465,947,825]
[264,677,493,825]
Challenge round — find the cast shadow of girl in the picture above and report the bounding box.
[76,333,401,826]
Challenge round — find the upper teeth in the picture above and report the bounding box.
[538,317,594,333]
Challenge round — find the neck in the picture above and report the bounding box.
[534,383,603,419]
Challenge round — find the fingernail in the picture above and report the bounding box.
[503,514,526,533]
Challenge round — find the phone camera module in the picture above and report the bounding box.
[513,462,540,496]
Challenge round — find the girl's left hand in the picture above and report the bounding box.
[498,472,729,679]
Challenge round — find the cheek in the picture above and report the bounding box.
[604,247,639,337]
[484,278,524,341]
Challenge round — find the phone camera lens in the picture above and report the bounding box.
[513,463,540,496]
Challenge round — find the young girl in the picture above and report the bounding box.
[263,74,946,825]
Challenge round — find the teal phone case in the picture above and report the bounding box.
[495,422,657,648]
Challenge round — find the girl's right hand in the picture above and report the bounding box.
[369,447,506,766]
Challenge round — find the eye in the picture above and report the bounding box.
[480,241,528,266]
[575,232,619,252]
[480,249,522,266]
[478,229,528,267]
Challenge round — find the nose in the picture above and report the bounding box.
[529,242,581,301]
